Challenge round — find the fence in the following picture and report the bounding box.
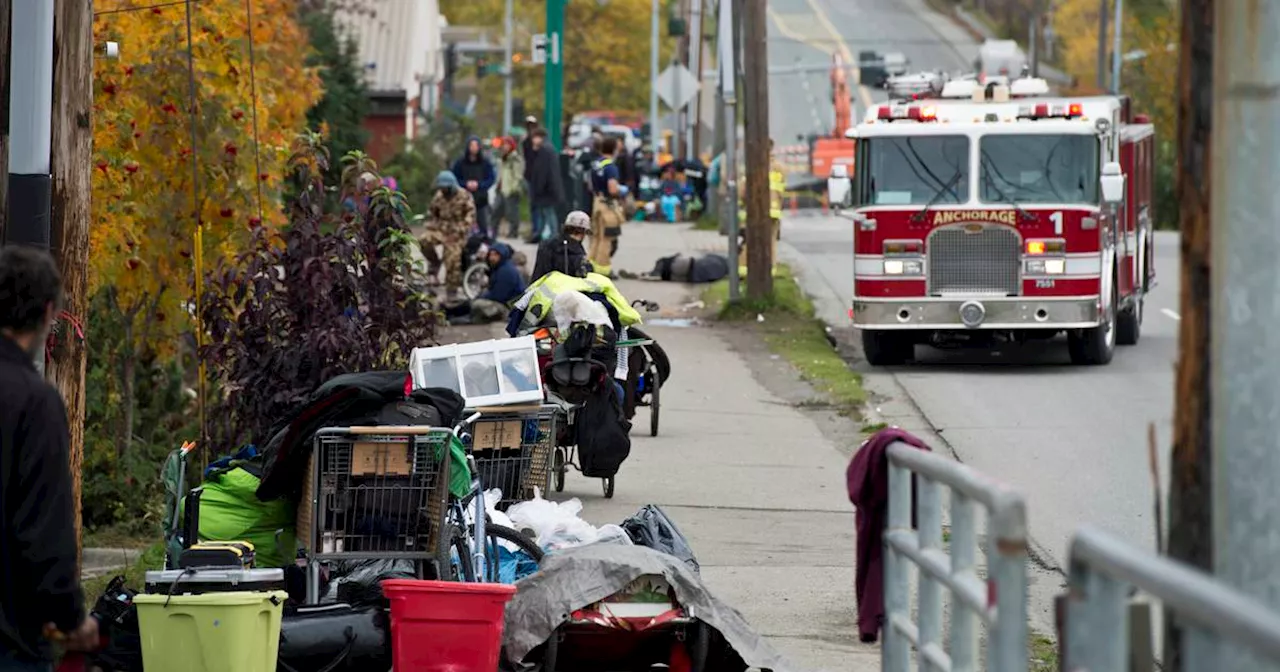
[884,442,1029,672]
[1063,525,1280,671]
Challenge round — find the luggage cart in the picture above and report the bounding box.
[300,426,454,604]
[464,404,557,510]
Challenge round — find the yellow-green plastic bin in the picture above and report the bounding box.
[133,590,287,672]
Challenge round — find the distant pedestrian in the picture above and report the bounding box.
[0,246,99,669]
[422,170,477,298]
[451,136,497,238]
[521,116,538,171]
[495,137,526,239]
[589,137,625,276]
[526,128,565,244]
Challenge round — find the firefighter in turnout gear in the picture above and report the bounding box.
[422,170,476,296]
[737,141,786,269]
[589,137,626,276]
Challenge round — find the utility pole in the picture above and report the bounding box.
[687,0,703,160]
[1096,0,1109,90]
[6,0,55,254]
[649,0,660,152]
[1110,0,1123,93]
[1165,0,1214,669]
[544,0,565,150]
[47,0,93,565]
[1210,1,1280,670]
[741,0,770,300]
[0,0,10,240]
[502,0,513,133]
[718,0,740,301]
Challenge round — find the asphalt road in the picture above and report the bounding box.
[770,0,1176,631]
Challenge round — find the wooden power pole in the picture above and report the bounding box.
[1165,0,1214,668]
[741,0,772,300]
[47,0,94,563]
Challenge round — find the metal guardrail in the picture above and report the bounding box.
[1064,526,1280,671]
[884,442,1028,672]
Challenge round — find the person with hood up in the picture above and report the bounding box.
[451,136,497,238]
[421,170,476,297]
[526,128,565,243]
[443,242,527,324]
[495,137,526,239]
[531,210,592,282]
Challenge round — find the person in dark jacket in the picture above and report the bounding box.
[526,128,565,244]
[846,427,931,643]
[531,210,591,281]
[451,136,497,239]
[0,246,98,668]
[444,242,527,324]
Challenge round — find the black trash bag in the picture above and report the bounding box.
[575,383,631,478]
[620,505,700,574]
[322,559,417,607]
[87,576,142,672]
[277,603,391,672]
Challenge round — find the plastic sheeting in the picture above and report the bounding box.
[621,504,700,575]
[502,544,800,672]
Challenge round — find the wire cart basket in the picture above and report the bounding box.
[299,426,454,603]
[465,404,558,510]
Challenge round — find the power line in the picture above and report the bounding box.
[95,0,202,17]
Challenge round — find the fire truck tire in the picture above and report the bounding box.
[1068,282,1117,365]
[1116,298,1142,346]
[862,329,912,366]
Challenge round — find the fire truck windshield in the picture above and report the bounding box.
[978,134,1099,205]
[862,136,969,206]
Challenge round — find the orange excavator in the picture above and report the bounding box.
[809,53,856,180]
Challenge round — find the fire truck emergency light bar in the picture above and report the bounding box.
[875,100,1086,123]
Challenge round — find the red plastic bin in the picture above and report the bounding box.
[382,579,518,671]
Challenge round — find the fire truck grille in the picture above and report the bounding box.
[927,225,1021,296]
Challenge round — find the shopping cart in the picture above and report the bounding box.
[299,425,458,603]
[463,404,558,510]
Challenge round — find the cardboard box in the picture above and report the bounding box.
[351,441,413,476]
[472,420,524,451]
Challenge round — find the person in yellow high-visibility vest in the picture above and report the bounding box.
[737,139,786,269]
[589,137,626,277]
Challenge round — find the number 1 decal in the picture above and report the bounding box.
[1050,211,1064,235]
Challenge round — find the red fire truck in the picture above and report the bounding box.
[829,75,1156,366]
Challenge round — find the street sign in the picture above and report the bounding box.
[531,34,547,64]
[656,63,700,110]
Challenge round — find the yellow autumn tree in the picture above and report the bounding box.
[91,0,320,448]
[443,0,674,130]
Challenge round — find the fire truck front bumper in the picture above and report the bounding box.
[852,296,1101,330]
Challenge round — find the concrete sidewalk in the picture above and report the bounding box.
[490,222,879,672]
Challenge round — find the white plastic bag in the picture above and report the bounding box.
[506,489,635,551]
[552,291,611,334]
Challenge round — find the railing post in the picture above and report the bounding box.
[950,493,978,672]
[884,456,912,672]
[918,475,944,672]
[988,493,1028,672]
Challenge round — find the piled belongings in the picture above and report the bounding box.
[647,252,730,284]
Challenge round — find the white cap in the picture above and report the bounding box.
[564,210,591,232]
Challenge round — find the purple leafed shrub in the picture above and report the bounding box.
[200,131,439,448]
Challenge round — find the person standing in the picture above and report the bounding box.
[495,137,526,239]
[0,246,99,670]
[589,137,625,276]
[451,136,497,239]
[525,128,565,244]
[423,171,477,298]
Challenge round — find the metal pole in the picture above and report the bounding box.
[502,0,513,133]
[1110,0,1123,93]
[6,0,55,251]
[650,0,660,151]
[1029,13,1039,77]
[1096,0,1109,90]
[687,0,703,159]
[545,0,565,150]
[1212,1,1280,670]
[672,55,683,158]
[719,0,739,301]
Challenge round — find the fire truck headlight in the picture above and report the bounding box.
[884,259,923,275]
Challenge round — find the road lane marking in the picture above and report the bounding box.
[800,0,875,110]
[1161,308,1181,321]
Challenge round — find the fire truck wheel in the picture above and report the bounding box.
[862,329,912,366]
[1068,282,1117,365]
[1116,297,1142,346]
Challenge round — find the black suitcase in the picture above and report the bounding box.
[277,603,391,672]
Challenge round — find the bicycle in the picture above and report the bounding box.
[440,413,544,583]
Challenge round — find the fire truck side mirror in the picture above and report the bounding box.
[1100,161,1125,204]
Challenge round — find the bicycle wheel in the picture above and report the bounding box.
[462,262,489,300]
[472,524,545,584]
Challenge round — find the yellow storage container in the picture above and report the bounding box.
[133,591,287,672]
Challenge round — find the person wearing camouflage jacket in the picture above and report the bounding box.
[422,170,476,294]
